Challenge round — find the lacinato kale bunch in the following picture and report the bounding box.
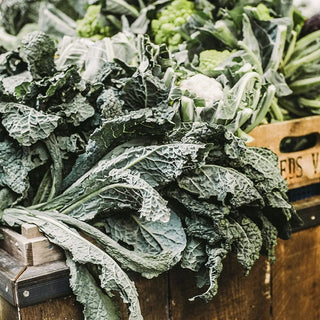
[0,27,302,320]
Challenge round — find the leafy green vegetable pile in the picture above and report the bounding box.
[0,0,312,319]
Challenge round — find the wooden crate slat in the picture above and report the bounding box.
[0,228,32,265]
[19,296,84,320]
[120,272,169,320]
[272,224,320,320]
[1,225,64,266]
[16,260,71,308]
[169,255,271,320]
[21,224,43,239]
[293,195,320,231]
[0,295,19,320]
[248,115,320,189]
[0,248,25,305]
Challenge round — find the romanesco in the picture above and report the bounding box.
[198,50,234,77]
[96,88,123,120]
[76,5,112,40]
[151,0,195,50]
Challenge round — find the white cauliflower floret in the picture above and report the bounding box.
[180,74,224,107]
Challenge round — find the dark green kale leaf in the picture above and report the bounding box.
[0,0,40,35]
[0,51,27,76]
[66,255,121,320]
[62,106,177,189]
[231,217,262,273]
[35,169,172,222]
[177,165,264,208]
[0,102,60,146]
[181,237,207,272]
[19,31,57,79]
[47,94,95,127]
[119,70,169,111]
[0,137,29,195]
[0,187,17,212]
[14,66,82,108]
[167,188,231,223]
[189,245,228,302]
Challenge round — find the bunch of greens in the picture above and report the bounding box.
[0,25,302,319]
[3,0,320,130]
[162,0,305,136]
[280,28,320,116]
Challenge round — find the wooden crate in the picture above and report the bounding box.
[0,224,82,320]
[248,115,320,190]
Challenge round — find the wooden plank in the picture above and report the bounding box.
[293,195,320,231]
[0,295,19,320]
[170,255,271,320]
[272,225,320,320]
[29,236,64,266]
[0,248,26,305]
[248,115,320,189]
[0,228,32,265]
[19,295,84,320]
[21,224,42,239]
[120,272,169,320]
[16,260,71,308]
[1,227,64,266]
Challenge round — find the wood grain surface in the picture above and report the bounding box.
[19,296,84,320]
[169,255,271,320]
[272,224,320,320]
[120,272,169,320]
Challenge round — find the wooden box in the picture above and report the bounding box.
[248,115,320,190]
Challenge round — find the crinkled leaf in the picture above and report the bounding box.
[181,237,207,272]
[0,102,60,146]
[104,211,186,255]
[66,255,121,320]
[0,138,30,194]
[232,147,289,198]
[14,66,82,106]
[56,134,86,159]
[178,165,264,207]
[62,106,176,189]
[3,208,143,320]
[258,214,278,263]
[119,71,169,111]
[103,143,206,188]
[48,94,95,126]
[0,188,17,212]
[37,169,171,223]
[33,210,184,279]
[184,216,224,246]
[189,245,228,302]
[232,217,262,273]
[167,188,230,223]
